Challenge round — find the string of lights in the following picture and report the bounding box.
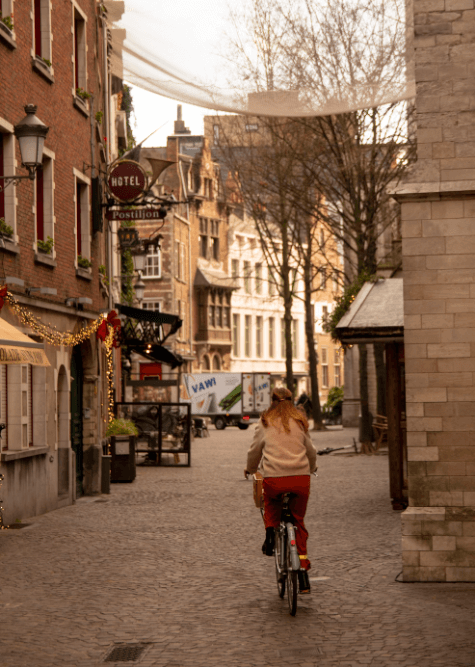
[2,287,119,418]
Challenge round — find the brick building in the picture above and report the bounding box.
[0,0,124,522]
[133,109,234,396]
[392,0,475,581]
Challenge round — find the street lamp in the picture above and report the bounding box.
[134,271,145,304]
[0,105,49,192]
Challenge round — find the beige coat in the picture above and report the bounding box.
[246,418,317,478]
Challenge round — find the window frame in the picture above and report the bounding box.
[35,148,55,252]
[0,122,17,241]
[256,316,262,358]
[244,315,251,357]
[32,0,52,63]
[232,313,240,357]
[72,3,87,95]
[268,317,275,358]
[143,245,162,279]
[243,261,251,294]
[73,169,91,266]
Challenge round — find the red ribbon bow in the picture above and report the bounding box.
[96,310,121,346]
[0,285,8,311]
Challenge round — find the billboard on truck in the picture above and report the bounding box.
[242,373,271,412]
[181,373,243,415]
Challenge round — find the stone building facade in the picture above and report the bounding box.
[0,0,124,523]
[394,0,475,581]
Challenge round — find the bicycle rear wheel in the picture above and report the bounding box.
[286,538,298,616]
[274,529,286,598]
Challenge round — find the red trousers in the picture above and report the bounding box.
[263,475,311,570]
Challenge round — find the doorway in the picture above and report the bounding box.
[70,346,83,497]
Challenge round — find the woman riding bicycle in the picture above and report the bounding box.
[245,386,317,594]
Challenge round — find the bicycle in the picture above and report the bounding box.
[249,472,314,616]
[272,491,301,616]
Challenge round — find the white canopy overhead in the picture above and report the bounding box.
[104,0,414,118]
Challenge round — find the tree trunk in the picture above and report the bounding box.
[359,343,374,454]
[374,342,386,417]
[303,256,325,430]
[281,228,294,394]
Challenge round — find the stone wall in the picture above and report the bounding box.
[396,0,475,581]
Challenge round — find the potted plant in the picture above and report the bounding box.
[37,236,54,254]
[0,218,13,238]
[76,87,91,101]
[107,418,138,483]
[106,418,138,437]
[0,12,14,34]
[77,255,92,269]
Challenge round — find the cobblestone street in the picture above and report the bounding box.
[1,426,475,667]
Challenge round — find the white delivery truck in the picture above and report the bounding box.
[180,372,272,429]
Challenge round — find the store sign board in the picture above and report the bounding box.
[107,160,148,202]
[106,208,165,221]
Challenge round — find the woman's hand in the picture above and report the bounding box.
[244,469,250,479]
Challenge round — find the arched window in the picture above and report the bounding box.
[203,354,211,371]
[212,355,221,371]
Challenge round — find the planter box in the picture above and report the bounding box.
[110,435,136,482]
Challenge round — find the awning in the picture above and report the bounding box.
[194,267,239,290]
[335,278,404,344]
[129,344,184,369]
[0,318,49,366]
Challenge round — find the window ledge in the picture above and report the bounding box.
[0,238,19,254]
[34,251,56,267]
[76,267,92,280]
[32,57,54,84]
[0,23,16,49]
[1,446,49,462]
[73,96,90,118]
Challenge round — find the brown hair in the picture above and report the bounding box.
[261,386,309,434]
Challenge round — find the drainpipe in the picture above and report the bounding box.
[178,161,193,364]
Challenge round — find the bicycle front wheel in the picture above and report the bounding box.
[286,539,298,616]
[274,530,286,598]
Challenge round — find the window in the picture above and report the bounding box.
[255,263,262,294]
[332,272,339,292]
[268,267,276,296]
[320,268,327,289]
[213,124,219,145]
[233,314,240,356]
[204,178,213,200]
[256,316,262,358]
[209,296,215,327]
[143,245,161,278]
[281,318,286,358]
[245,315,251,357]
[33,0,52,62]
[212,355,221,371]
[320,228,325,248]
[224,304,230,328]
[177,300,186,340]
[142,300,161,311]
[243,261,251,294]
[203,355,211,371]
[292,319,298,359]
[334,348,341,387]
[0,128,16,238]
[322,305,328,322]
[231,258,239,279]
[74,171,90,264]
[199,218,208,258]
[175,241,186,281]
[268,318,275,358]
[35,152,54,247]
[73,6,87,92]
[210,220,219,260]
[321,347,329,388]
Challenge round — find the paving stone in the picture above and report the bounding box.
[0,426,475,666]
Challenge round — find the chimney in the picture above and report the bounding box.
[174,104,191,135]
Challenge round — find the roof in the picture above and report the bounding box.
[335,278,404,343]
[194,267,239,290]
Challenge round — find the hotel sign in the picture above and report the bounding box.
[106,208,166,221]
[106,160,148,202]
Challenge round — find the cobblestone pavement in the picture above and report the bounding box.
[1,426,475,667]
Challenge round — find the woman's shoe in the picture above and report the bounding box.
[298,569,311,594]
[262,527,275,556]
